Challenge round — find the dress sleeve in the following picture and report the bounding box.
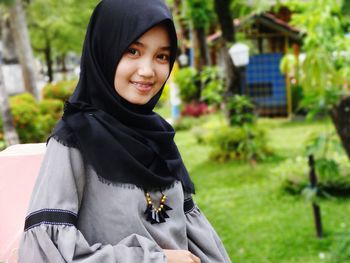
[184,193,232,263]
[18,139,166,263]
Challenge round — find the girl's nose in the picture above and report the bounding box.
[137,60,155,78]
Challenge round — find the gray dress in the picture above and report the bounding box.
[18,139,231,263]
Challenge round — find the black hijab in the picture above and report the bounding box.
[51,0,195,193]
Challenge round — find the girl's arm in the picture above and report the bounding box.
[18,139,166,263]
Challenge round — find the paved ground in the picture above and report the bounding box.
[0,143,45,263]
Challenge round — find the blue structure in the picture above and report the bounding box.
[245,53,286,109]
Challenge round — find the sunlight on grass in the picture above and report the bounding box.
[175,114,349,263]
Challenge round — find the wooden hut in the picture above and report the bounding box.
[210,7,303,117]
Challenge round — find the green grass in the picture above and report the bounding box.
[174,116,350,263]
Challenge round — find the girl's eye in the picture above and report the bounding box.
[157,54,170,62]
[127,48,139,56]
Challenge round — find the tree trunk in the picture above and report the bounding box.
[193,27,211,71]
[173,0,187,54]
[0,63,20,146]
[214,0,242,122]
[60,54,67,73]
[1,16,18,64]
[330,95,350,160]
[214,0,235,43]
[9,0,39,99]
[44,38,53,83]
[214,0,241,96]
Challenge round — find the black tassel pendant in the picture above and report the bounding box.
[144,192,172,224]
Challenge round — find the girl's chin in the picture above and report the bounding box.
[125,95,152,105]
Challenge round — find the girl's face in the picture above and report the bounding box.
[114,24,171,105]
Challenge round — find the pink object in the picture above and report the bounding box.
[0,144,45,263]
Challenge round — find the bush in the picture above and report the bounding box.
[227,95,256,126]
[9,93,42,142]
[38,99,64,135]
[206,124,271,163]
[42,80,77,102]
[274,154,350,197]
[181,101,211,118]
[39,99,64,119]
[200,66,224,106]
[158,83,170,107]
[174,67,199,103]
[0,93,63,144]
[173,116,207,132]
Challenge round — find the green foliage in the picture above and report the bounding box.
[42,80,76,102]
[174,67,199,103]
[173,116,206,131]
[275,130,350,197]
[0,0,14,6]
[227,95,256,126]
[158,83,170,107]
[286,0,350,119]
[27,0,97,58]
[205,124,271,163]
[231,0,274,17]
[174,66,225,105]
[200,66,224,105]
[184,0,215,30]
[300,88,345,120]
[0,93,62,143]
[9,93,43,142]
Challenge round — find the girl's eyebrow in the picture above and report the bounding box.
[132,41,171,51]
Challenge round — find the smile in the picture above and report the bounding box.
[131,81,154,92]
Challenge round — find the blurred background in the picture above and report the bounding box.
[1,0,350,262]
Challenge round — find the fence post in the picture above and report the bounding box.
[308,154,323,238]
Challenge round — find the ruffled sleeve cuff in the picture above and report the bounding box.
[185,197,232,263]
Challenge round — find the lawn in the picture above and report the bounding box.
[173,115,350,263]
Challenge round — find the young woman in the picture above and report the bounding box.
[18,0,231,262]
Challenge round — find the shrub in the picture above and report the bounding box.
[227,95,256,126]
[9,93,42,142]
[39,99,64,119]
[38,99,64,135]
[181,101,211,118]
[158,83,170,107]
[274,154,350,197]
[206,124,271,163]
[42,80,77,102]
[173,116,207,132]
[0,93,63,144]
[200,66,224,106]
[174,67,199,103]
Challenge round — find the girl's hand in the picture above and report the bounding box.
[163,249,201,263]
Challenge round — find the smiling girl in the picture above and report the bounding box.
[18,1,231,262]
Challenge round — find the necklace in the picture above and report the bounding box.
[144,192,172,224]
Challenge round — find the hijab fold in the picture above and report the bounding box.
[51,0,195,193]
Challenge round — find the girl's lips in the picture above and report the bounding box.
[131,81,154,92]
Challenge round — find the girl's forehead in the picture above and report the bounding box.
[136,24,171,43]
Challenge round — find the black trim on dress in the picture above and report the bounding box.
[24,209,77,231]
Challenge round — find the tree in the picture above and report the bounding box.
[214,0,241,98]
[0,63,20,146]
[185,0,214,70]
[7,0,39,99]
[286,0,350,159]
[213,0,272,122]
[27,0,95,82]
